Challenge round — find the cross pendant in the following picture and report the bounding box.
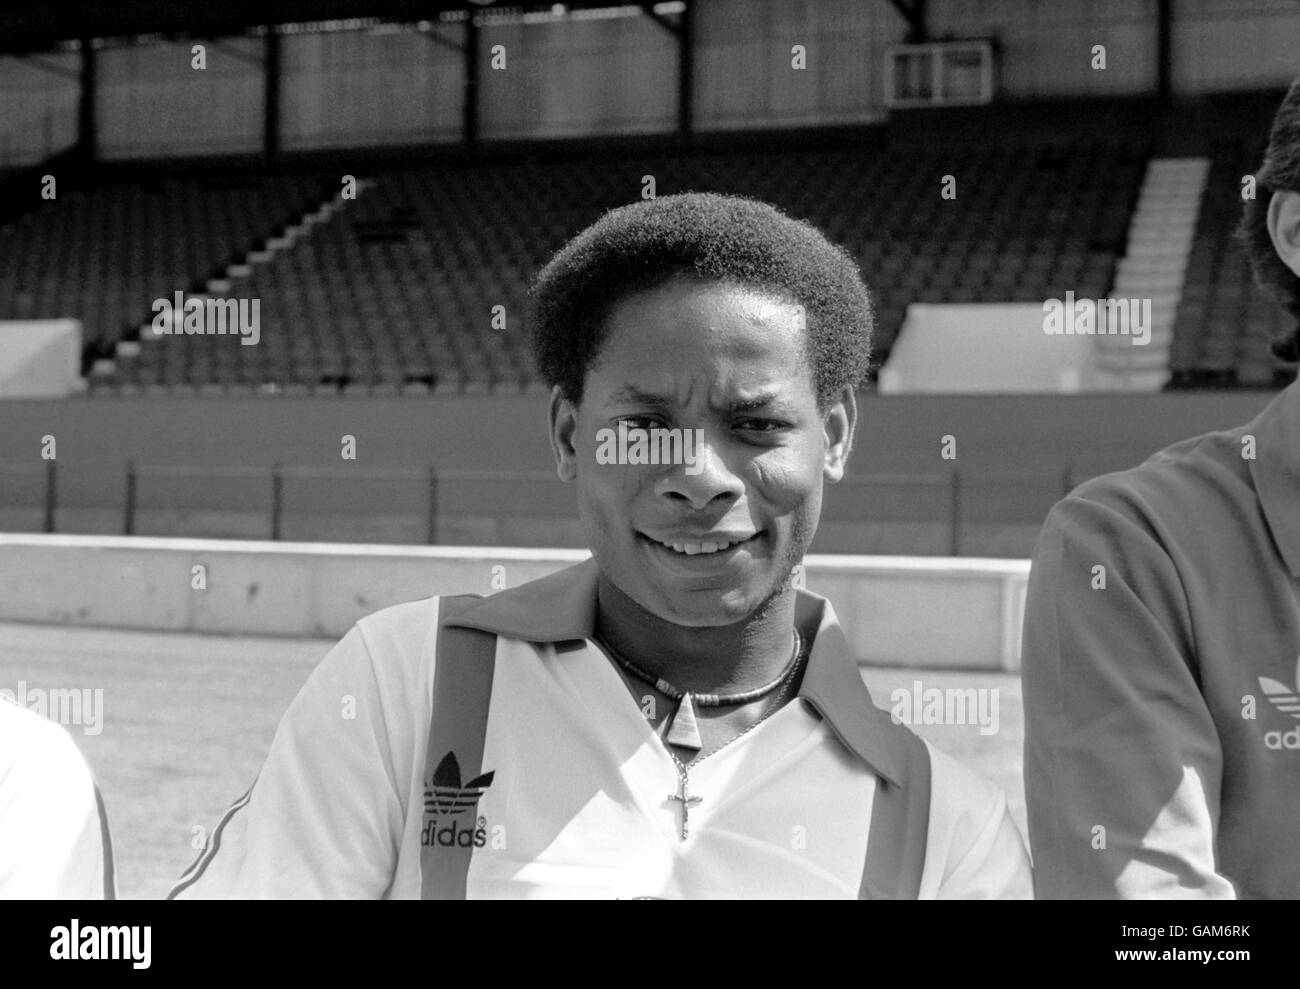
[666,770,702,841]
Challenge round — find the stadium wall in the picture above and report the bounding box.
[98,38,264,159]
[0,391,1274,546]
[8,1,1300,160]
[691,0,894,130]
[924,0,1300,98]
[479,13,679,138]
[0,53,80,168]
[280,28,463,149]
[0,535,1028,670]
[1171,0,1300,93]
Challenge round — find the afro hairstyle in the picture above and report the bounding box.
[527,191,874,410]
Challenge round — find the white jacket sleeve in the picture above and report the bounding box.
[0,701,113,899]
[920,743,1034,899]
[170,625,411,899]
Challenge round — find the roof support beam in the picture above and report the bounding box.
[463,15,480,146]
[264,27,281,160]
[1156,0,1173,101]
[639,3,692,141]
[77,39,97,163]
[887,0,929,43]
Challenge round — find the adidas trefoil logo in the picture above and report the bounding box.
[424,751,495,816]
[421,751,494,849]
[1258,656,1300,750]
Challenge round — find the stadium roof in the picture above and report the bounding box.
[0,0,687,54]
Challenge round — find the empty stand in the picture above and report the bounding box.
[0,170,327,380]
[0,118,1155,395]
[1167,94,1296,389]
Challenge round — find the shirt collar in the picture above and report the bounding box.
[442,557,902,785]
[1248,379,1300,579]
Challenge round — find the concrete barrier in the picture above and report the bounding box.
[0,534,1029,671]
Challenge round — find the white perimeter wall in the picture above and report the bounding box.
[0,319,82,397]
[0,535,1028,671]
[880,304,1097,394]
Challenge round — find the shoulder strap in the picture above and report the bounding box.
[420,595,498,900]
[859,726,932,900]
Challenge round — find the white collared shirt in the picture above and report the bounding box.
[174,591,1030,899]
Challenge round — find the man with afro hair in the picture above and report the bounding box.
[173,191,1030,900]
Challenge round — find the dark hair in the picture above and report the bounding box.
[1240,78,1300,361]
[527,192,874,409]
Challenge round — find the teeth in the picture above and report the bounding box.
[663,539,737,555]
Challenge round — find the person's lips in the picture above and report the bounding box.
[637,530,762,557]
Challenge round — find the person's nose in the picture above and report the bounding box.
[652,432,744,511]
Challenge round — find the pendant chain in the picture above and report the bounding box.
[657,644,806,841]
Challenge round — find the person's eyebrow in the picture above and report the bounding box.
[726,392,787,414]
[606,385,795,415]
[607,385,673,408]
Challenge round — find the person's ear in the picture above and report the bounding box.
[1267,190,1300,278]
[548,385,580,483]
[822,385,857,484]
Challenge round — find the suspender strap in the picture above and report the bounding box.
[859,725,932,900]
[419,595,498,900]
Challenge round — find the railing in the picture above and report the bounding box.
[118,464,563,544]
[0,462,58,533]
[121,463,439,542]
[0,460,1092,553]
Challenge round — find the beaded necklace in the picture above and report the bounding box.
[597,629,803,751]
